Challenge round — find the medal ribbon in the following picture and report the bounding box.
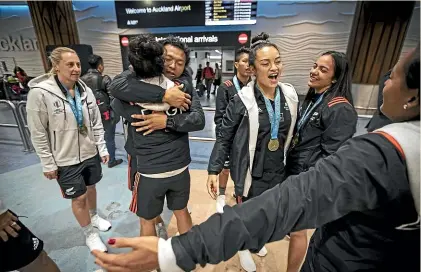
[258,85,281,140]
[65,85,84,129]
[233,75,242,92]
[296,93,325,133]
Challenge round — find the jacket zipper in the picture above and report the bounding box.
[53,131,56,151]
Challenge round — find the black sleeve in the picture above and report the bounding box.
[110,70,165,103]
[214,84,229,135]
[167,89,205,133]
[320,102,358,156]
[207,96,244,175]
[171,134,409,271]
[103,75,113,99]
[110,98,140,123]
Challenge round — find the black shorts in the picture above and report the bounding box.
[129,168,190,220]
[57,154,102,199]
[0,210,44,271]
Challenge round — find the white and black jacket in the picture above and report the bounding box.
[208,80,298,197]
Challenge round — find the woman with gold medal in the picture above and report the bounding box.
[284,51,357,272]
[206,32,299,272]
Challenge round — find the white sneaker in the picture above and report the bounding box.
[238,250,256,272]
[91,214,112,232]
[256,246,268,257]
[155,223,168,240]
[86,232,107,252]
[216,195,226,214]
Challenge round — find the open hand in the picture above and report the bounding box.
[0,211,21,242]
[93,236,160,272]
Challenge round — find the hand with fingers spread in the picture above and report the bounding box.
[163,84,191,111]
[207,174,218,200]
[131,112,168,135]
[0,210,21,242]
[43,170,58,180]
[93,236,160,272]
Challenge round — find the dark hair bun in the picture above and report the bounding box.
[251,32,270,46]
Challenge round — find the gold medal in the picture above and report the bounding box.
[268,138,279,152]
[79,124,88,136]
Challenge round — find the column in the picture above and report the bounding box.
[27,1,79,72]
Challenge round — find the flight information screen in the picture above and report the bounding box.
[205,0,258,26]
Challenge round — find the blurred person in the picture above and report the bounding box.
[81,54,123,168]
[202,61,214,98]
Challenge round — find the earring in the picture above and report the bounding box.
[403,104,408,110]
[332,80,337,84]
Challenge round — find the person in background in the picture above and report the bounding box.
[110,35,205,239]
[365,70,393,132]
[14,66,29,88]
[285,51,357,272]
[81,54,123,168]
[27,47,111,253]
[202,61,214,98]
[0,200,61,272]
[195,64,203,90]
[213,47,252,213]
[93,43,420,272]
[212,63,222,94]
[207,32,298,272]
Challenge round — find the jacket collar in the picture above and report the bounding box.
[28,73,88,101]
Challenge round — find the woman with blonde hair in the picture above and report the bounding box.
[27,47,111,253]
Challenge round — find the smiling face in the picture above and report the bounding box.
[308,54,336,93]
[56,52,81,83]
[251,46,282,91]
[163,44,186,80]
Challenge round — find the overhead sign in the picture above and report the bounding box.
[119,31,251,70]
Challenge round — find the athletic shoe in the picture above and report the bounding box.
[86,232,107,252]
[216,195,226,214]
[91,214,112,232]
[256,246,268,257]
[239,250,256,272]
[155,222,168,240]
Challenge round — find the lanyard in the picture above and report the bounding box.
[297,93,325,132]
[257,85,281,140]
[65,85,84,128]
[233,75,242,92]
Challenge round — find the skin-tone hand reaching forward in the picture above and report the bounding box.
[0,210,21,242]
[93,236,160,272]
[207,174,218,200]
[163,84,191,111]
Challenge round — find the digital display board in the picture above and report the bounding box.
[115,1,257,28]
[205,0,258,26]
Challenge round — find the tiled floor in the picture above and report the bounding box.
[0,99,370,271]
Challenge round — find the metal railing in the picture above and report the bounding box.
[0,100,32,151]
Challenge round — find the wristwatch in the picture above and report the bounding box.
[166,116,176,130]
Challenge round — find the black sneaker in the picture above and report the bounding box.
[108,159,123,168]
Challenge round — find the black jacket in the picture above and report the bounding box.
[366,70,393,132]
[110,71,205,174]
[172,133,420,272]
[286,94,357,175]
[208,83,298,197]
[214,78,248,135]
[80,69,112,98]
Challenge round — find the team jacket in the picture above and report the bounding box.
[169,123,420,272]
[110,71,205,174]
[208,80,298,197]
[214,78,247,135]
[286,94,358,175]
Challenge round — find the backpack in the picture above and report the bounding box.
[92,75,111,121]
